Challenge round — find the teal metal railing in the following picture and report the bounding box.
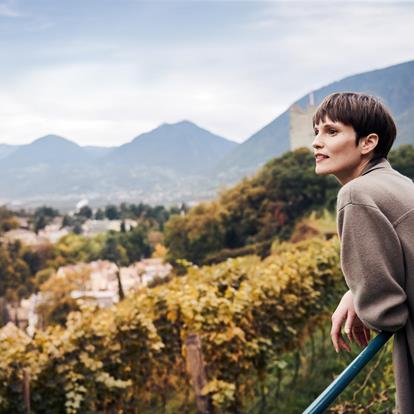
[303,331,393,414]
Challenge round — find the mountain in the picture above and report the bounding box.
[0,60,413,208]
[0,122,237,207]
[0,144,19,159]
[396,107,414,146]
[1,135,92,168]
[217,60,414,177]
[215,112,290,177]
[83,146,115,158]
[105,120,237,174]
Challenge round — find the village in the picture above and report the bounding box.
[0,207,173,337]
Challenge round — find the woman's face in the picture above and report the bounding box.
[312,116,366,185]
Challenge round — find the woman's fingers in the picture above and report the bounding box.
[338,335,351,352]
[331,312,347,352]
[330,291,374,353]
[364,326,371,344]
[331,291,372,353]
[351,321,371,348]
[353,326,367,347]
[344,310,356,343]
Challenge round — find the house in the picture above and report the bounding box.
[81,219,137,237]
[56,258,172,304]
[70,290,117,308]
[38,221,69,243]
[4,294,41,336]
[2,229,49,246]
[131,258,172,286]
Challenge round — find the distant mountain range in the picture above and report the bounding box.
[0,121,238,208]
[0,59,413,209]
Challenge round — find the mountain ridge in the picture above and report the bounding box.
[0,59,413,207]
[1,134,92,168]
[104,120,238,174]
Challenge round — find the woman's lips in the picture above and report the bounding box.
[315,155,329,162]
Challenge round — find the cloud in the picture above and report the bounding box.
[0,1,19,17]
[0,59,265,145]
[0,1,413,146]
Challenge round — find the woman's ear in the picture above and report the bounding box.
[360,133,379,155]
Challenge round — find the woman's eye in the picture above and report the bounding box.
[328,129,337,135]
[314,129,319,136]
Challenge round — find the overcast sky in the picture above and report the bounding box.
[0,0,413,146]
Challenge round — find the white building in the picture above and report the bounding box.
[130,258,172,286]
[8,258,173,335]
[2,229,49,246]
[81,219,137,237]
[38,222,69,243]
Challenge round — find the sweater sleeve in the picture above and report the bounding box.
[337,203,408,332]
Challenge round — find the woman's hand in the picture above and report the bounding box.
[331,290,371,352]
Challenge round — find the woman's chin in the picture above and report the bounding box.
[315,165,330,176]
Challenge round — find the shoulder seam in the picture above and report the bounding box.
[337,202,379,213]
[338,203,414,229]
[393,208,414,228]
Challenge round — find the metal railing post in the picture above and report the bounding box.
[303,331,393,414]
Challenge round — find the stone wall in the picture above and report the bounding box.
[289,104,316,151]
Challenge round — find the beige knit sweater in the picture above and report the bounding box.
[337,158,414,414]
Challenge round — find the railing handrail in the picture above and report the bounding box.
[303,331,393,414]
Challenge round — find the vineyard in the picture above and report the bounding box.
[0,237,347,413]
[2,141,410,412]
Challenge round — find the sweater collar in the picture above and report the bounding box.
[361,157,391,176]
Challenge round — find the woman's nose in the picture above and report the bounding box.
[312,134,323,150]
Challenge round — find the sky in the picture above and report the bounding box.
[0,0,414,147]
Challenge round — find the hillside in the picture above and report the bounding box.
[165,148,340,265]
[396,106,414,146]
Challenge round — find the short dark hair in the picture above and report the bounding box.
[313,92,397,158]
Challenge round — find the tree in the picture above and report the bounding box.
[0,207,19,233]
[34,268,55,288]
[389,144,414,179]
[101,234,128,300]
[119,225,152,263]
[22,242,55,276]
[94,208,105,220]
[105,205,120,220]
[73,223,83,235]
[34,214,47,233]
[0,241,32,300]
[51,233,106,267]
[32,206,59,233]
[61,214,74,228]
[36,269,88,327]
[77,205,93,219]
[34,206,59,218]
[165,202,225,264]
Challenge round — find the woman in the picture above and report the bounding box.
[312,92,414,414]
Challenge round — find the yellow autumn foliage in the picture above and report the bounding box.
[0,236,342,413]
